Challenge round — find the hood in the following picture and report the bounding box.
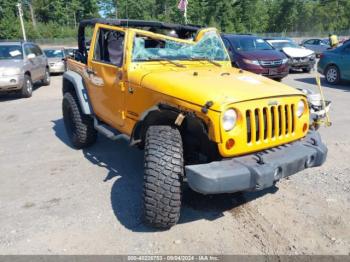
[130,66,303,112]
[0,59,24,70]
[239,50,285,60]
[47,57,64,63]
[282,47,314,58]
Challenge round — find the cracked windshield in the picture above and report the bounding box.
[132,31,229,62]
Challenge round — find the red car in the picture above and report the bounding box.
[221,34,289,81]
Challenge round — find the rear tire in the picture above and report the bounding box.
[21,74,33,98]
[325,65,340,84]
[143,126,184,229]
[62,92,97,149]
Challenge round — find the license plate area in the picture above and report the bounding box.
[269,68,278,75]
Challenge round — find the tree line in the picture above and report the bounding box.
[1,0,350,40]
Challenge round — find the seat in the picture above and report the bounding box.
[107,32,124,66]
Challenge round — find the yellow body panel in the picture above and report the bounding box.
[68,23,309,158]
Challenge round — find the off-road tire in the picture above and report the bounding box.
[21,74,33,98]
[325,65,340,84]
[42,68,51,86]
[62,92,97,149]
[143,126,184,228]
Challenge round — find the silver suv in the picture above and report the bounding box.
[0,41,50,98]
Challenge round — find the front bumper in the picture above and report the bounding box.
[0,75,23,91]
[290,59,315,69]
[186,131,327,194]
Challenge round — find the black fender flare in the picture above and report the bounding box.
[62,70,92,115]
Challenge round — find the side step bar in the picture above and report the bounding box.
[93,118,123,140]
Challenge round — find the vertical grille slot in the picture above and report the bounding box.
[278,105,283,136]
[270,106,275,138]
[246,110,251,143]
[255,109,261,142]
[291,104,295,132]
[263,107,269,140]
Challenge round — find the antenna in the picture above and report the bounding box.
[16,3,27,41]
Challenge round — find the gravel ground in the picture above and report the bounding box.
[0,72,349,255]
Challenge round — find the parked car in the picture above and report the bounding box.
[301,38,330,57]
[43,48,67,74]
[317,40,350,84]
[64,47,77,58]
[0,41,50,97]
[221,34,289,81]
[265,38,316,73]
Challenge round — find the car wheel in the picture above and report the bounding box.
[21,74,33,98]
[143,125,184,229]
[62,92,97,149]
[325,65,340,84]
[274,78,283,82]
[42,68,51,86]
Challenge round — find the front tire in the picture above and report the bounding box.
[62,92,97,149]
[42,68,51,86]
[325,65,340,84]
[21,74,33,98]
[143,126,184,229]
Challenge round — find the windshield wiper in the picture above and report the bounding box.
[144,57,185,68]
[189,56,222,67]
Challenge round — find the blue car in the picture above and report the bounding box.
[317,41,350,84]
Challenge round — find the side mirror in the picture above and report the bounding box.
[27,53,36,60]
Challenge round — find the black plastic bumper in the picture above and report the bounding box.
[185,131,327,195]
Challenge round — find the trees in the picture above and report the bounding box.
[0,0,99,40]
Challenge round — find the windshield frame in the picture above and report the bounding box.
[229,37,274,52]
[44,49,65,58]
[0,44,24,60]
[130,28,230,63]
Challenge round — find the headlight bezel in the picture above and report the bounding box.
[222,109,238,131]
[282,58,289,64]
[297,100,306,118]
[242,58,260,66]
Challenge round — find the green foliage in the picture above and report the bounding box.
[0,0,99,40]
[1,0,350,40]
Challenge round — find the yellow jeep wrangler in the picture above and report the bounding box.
[62,19,327,228]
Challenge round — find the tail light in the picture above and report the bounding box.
[319,53,324,59]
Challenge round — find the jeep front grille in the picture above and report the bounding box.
[259,59,283,68]
[246,104,296,144]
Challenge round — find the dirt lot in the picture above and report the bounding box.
[0,72,349,255]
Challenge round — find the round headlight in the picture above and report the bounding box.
[297,100,305,118]
[222,109,237,131]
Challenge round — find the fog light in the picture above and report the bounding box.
[226,139,235,150]
[303,123,308,133]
